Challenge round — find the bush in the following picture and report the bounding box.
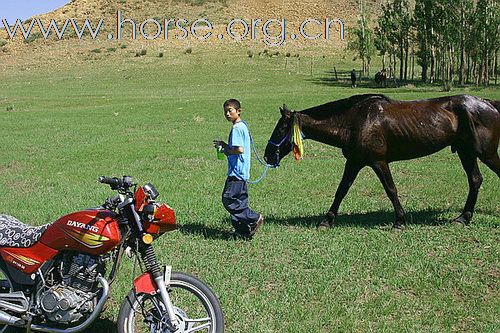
[134,49,147,57]
[285,52,291,57]
[25,32,41,44]
[184,47,192,54]
[120,44,127,49]
[247,50,253,58]
[107,47,116,52]
[0,40,7,47]
[6,105,14,112]
[158,52,164,58]
[91,48,101,53]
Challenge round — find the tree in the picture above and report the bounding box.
[349,0,375,77]
[377,0,412,82]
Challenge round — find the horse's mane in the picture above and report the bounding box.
[299,94,391,119]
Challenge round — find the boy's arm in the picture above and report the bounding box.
[224,146,244,155]
[213,140,243,155]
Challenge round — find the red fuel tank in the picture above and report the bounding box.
[40,209,121,256]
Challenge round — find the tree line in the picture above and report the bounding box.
[350,0,499,89]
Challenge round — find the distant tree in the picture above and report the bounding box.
[349,0,375,77]
[374,18,390,71]
[369,0,500,86]
[377,0,412,82]
[474,0,500,85]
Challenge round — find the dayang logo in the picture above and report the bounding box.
[66,220,99,233]
[61,221,109,249]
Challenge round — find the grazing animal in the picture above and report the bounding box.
[264,94,500,229]
[375,70,387,87]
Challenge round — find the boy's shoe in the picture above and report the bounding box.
[229,229,251,240]
[249,215,264,237]
[229,222,251,240]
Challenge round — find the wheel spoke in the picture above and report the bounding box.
[185,317,211,323]
[184,321,212,333]
[119,274,223,333]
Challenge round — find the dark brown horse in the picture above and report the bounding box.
[264,94,500,229]
[375,69,387,87]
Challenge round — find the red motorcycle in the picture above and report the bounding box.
[0,176,224,333]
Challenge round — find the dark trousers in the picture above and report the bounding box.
[222,177,260,233]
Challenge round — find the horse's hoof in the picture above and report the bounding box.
[392,223,404,231]
[452,217,469,225]
[452,212,472,225]
[317,220,331,230]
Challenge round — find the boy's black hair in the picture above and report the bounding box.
[223,99,241,110]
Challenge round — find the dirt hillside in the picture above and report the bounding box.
[0,0,382,67]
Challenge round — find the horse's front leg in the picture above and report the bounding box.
[318,159,363,229]
[370,161,406,229]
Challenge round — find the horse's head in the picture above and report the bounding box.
[264,104,294,167]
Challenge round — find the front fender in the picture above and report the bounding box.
[133,272,157,295]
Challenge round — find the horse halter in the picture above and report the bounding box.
[267,126,293,168]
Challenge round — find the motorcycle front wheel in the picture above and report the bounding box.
[117,272,224,333]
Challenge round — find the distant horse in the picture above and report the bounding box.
[264,94,500,229]
[375,70,387,87]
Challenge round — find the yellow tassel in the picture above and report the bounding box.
[292,118,304,161]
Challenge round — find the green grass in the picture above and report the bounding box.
[0,46,498,332]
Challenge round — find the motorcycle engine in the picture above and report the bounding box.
[38,253,105,324]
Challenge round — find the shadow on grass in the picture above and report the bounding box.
[264,209,452,229]
[309,70,499,91]
[85,317,117,332]
[179,209,498,239]
[179,209,459,240]
[310,70,396,89]
[179,223,237,241]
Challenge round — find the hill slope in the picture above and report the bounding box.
[0,0,383,67]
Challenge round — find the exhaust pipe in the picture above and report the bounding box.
[0,291,29,313]
[0,309,25,327]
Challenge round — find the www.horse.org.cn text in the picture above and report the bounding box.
[2,11,345,46]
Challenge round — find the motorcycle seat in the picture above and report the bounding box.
[0,215,49,248]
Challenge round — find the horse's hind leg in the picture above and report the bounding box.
[454,151,483,224]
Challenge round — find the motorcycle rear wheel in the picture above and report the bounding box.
[117,271,224,333]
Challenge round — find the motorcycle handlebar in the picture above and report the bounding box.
[98,176,121,187]
[98,176,134,190]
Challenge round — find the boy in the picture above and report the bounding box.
[213,99,264,239]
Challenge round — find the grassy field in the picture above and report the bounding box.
[0,46,499,332]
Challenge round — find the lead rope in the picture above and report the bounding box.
[241,121,273,185]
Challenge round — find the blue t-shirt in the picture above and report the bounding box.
[227,121,251,181]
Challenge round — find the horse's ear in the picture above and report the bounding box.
[280,104,291,119]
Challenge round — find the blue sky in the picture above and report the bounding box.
[0,0,70,26]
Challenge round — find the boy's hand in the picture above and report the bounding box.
[213,140,228,149]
